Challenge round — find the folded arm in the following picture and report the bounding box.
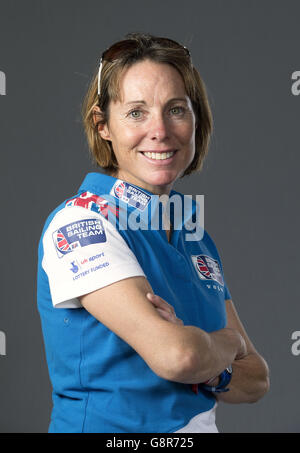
[206,299,270,403]
[146,293,270,403]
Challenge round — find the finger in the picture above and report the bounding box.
[146,294,181,325]
[156,308,173,321]
[156,308,181,325]
[146,293,175,313]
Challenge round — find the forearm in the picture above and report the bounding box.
[213,352,270,404]
[173,325,245,384]
[148,293,269,402]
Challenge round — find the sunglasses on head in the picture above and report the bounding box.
[97,37,191,96]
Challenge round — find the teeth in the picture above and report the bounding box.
[143,151,175,160]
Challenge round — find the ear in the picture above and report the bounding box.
[92,106,111,141]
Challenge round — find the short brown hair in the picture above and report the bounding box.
[81,32,213,177]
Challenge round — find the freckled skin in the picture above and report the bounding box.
[97,60,196,196]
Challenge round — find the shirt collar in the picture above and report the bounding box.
[78,172,198,230]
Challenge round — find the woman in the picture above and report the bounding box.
[37,32,270,433]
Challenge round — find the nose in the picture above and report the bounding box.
[148,112,169,141]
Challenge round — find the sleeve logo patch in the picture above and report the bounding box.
[52,218,106,258]
[110,180,151,211]
[191,254,224,286]
[66,191,119,219]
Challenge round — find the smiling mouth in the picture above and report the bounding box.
[140,151,177,160]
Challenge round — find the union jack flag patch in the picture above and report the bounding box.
[191,254,224,286]
[66,191,119,220]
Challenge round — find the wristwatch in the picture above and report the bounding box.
[200,365,233,393]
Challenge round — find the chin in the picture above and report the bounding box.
[147,170,179,187]
[147,173,177,187]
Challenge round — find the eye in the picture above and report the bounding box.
[128,109,143,119]
[170,106,185,115]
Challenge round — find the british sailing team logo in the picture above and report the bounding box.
[191,254,224,286]
[110,180,151,211]
[53,218,106,258]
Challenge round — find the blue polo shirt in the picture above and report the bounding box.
[37,172,231,433]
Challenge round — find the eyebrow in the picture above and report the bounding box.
[124,97,188,106]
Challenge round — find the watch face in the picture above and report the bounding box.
[226,365,233,374]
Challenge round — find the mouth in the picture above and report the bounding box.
[139,150,177,161]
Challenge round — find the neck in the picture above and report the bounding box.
[110,170,173,196]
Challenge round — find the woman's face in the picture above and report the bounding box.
[99,59,196,195]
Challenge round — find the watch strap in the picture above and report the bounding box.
[200,366,232,393]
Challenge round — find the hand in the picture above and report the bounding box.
[146,293,184,326]
[223,327,247,360]
[234,330,248,361]
[202,375,220,387]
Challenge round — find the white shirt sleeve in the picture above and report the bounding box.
[42,205,146,308]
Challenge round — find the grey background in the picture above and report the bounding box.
[0,0,299,433]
